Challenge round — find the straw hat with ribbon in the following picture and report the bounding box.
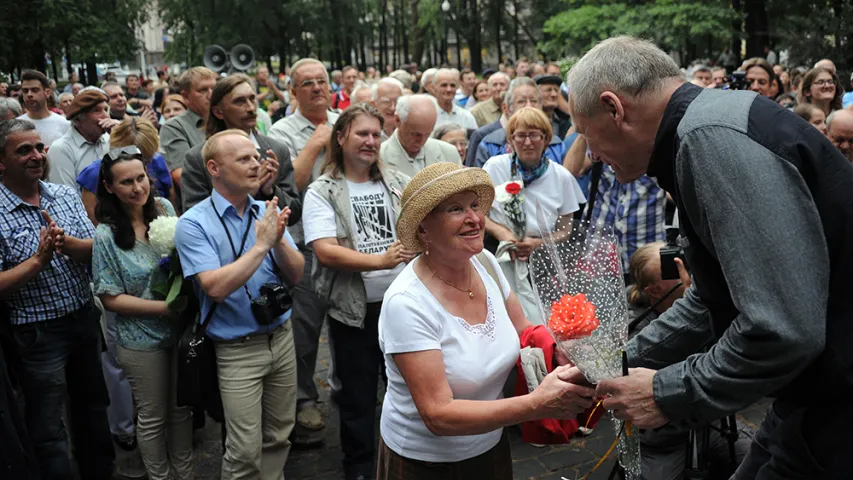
[396,162,495,253]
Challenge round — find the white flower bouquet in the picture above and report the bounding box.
[529,205,641,479]
[149,216,194,313]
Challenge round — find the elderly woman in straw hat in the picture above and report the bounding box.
[376,162,596,480]
[482,107,585,324]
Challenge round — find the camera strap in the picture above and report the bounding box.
[210,197,257,301]
[627,281,683,333]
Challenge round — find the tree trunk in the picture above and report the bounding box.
[731,0,742,66]
[743,0,768,58]
[467,0,482,71]
[410,0,424,66]
[51,54,59,80]
[86,60,98,86]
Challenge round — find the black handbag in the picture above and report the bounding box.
[176,304,224,422]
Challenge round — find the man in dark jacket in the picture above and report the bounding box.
[570,36,853,478]
[180,73,301,220]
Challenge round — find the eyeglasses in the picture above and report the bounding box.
[814,79,836,87]
[511,132,544,143]
[103,145,143,163]
[298,78,329,89]
[448,140,469,148]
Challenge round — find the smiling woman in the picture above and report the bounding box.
[375,162,596,480]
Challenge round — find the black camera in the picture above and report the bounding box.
[726,71,748,91]
[250,283,293,325]
[660,227,685,281]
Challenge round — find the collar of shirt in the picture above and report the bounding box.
[392,131,426,164]
[647,82,702,189]
[0,181,54,213]
[249,131,260,148]
[71,126,108,148]
[292,108,337,134]
[185,109,204,129]
[211,188,260,220]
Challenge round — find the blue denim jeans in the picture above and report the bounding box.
[9,302,115,480]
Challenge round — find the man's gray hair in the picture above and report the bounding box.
[488,72,510,87]
[0,119,36,153]
[350,83,373,103]
[504,76,540,111]
[421,68,438,89]
[568,36,683,116]
[389,70,413,89]
[434,68,460,84]
[0,97,23,119]
[396,94,439,124]
[372,77,404,100]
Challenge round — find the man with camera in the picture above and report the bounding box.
[175,129,304,480]
[570,36,853,477]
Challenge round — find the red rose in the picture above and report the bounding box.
[505,182,521,195]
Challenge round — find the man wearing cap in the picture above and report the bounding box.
[535,75,571,139]
[471,72,509,128]
[47,89,118,188]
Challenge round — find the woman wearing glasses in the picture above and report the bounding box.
[481,107,585,324]
[798,67,843,117]
[432,123,469,162]
[91,146,193,480]
[76,117,174,224]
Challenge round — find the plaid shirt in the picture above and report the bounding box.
[0,181,95,324]
[591,165,667,272]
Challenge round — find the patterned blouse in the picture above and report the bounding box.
[93,198,180,351]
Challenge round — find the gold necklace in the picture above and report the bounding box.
[425,260,474,299]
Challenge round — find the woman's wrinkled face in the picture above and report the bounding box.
[419,191,485,258]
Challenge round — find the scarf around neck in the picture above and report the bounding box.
[511,153,550,186]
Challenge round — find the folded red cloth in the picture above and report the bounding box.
[515,325,604,444]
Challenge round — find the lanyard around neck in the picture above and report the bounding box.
[210,197,257,300]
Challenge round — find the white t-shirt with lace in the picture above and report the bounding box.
[378,250,520,462]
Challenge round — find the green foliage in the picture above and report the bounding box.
[539,0,736,63]
[767,0,853,68]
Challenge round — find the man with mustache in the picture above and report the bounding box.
[181,74,300,218]
[268,58,339,445]
[47,89,119,188]
[0,119,114,479]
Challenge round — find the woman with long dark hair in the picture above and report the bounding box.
[92,147,192,480]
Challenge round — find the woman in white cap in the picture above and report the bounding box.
[377,162,596,480]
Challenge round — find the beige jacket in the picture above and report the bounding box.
[380,130,461,178]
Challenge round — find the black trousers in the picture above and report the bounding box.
[328,302,384,478]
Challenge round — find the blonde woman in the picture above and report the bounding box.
[76,117,175,224]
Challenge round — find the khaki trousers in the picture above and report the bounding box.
[215,321,297,480]
[116,345,193,480]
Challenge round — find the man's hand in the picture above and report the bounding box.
[139,107,159,128]
[381,241,417,269]
[308,124,333,152]
[41,210,66,254]
[596,368,670,429]
[98,118,121,133]
[257,150,280,197]
[33,226,56,267]
[675,257,691,289]
[254,197,289,250]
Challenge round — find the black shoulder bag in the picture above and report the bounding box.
[176,199,257,422]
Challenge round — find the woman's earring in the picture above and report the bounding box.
[425,249,430,256]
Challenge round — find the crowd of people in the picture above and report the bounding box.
[0,37,851,480]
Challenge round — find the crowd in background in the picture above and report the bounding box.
[1,43,851,480]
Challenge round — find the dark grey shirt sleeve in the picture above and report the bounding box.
[652,126,829,427]
[180,147,210,212]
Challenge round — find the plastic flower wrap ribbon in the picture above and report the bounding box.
[529,203,641,479]
[149,216,195,313]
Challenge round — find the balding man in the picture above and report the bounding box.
[433,68,478,130]
[569,36,853,478]
[175,129,303,479]
[371,77,404,140]
[827,109,853,162]
[380,94,461,178]
[814,58,837,74]
[471,72,509,127]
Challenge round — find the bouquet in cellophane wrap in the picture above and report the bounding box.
[529,205,641,479]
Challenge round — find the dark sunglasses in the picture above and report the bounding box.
[103,145,143,164]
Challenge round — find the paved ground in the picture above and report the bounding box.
[115,326,770,480]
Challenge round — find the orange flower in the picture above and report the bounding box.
[548,293,600,341]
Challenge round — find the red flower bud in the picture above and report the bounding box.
[505,182,522,195]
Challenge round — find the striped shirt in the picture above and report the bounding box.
[0,181,95,324]
[591,165,667,273]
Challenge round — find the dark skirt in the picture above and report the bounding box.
[376,430,513,480]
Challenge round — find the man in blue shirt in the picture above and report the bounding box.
[0,119,114,479]
[175,128,304,479]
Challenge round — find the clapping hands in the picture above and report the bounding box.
[254,197,290,250]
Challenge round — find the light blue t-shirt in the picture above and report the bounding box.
[843,91,853,109]
[93,197,181,351]
[175,190,297,341]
